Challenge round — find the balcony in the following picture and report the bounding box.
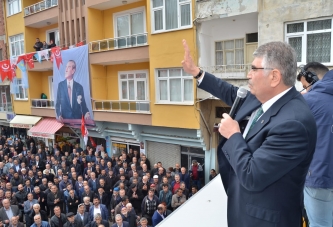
[202,64,251,79]
[24,0,58,28]
[86,0,142,10]
[93,100,152,125]
[31,99,54,108]
[197,64,250,100]
[31,99,56,118]
[89,33,149,65]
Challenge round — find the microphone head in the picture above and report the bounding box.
[237,87,248,99]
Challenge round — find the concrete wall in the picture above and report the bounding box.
[196,0,258,20]
[197,12,258,68]
[258,0,333,45]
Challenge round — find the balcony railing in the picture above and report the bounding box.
[93,100,150,113]
[24,0,58,16]
[89,33,148,53]
[0,103,13,112]
[31,99,54,108]
[201,64,251,79]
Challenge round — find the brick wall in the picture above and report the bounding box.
[0,1,7,61]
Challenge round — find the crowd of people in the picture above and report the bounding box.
[0,135,212,227]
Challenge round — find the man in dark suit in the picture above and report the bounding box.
[112,214,129,227]
[0,199,20,227]
[55,60,90,121]
[182,40,317,227]
[75,203,89,227]
[47,185,64,216]
[151,205,165,227]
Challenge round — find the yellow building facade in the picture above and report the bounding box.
[3,0,211,182]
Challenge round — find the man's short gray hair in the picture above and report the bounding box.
[115,214,122,220]
[33,204,40,209]
[94,213,102,219]
[253,41,297,87]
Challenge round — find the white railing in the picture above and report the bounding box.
[31,99,54,108]
[201,64,251,79]
[89,33,148,53]
[93,100,150,113]
[24,0,58,16]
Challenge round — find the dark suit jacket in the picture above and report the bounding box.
[75,212,90,227]
[111,221,129,227]
[0,205,20,224]
[55,79,89,119]
[89,220,109,227]
[152,211,164,227]
[199,72,317,227]
[88,204,109,221]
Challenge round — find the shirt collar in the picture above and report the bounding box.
[262,87,292,113]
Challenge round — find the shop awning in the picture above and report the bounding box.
[28,118,64,139]
[10,115,42,128]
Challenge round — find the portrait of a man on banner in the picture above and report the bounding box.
[53,45,94,127]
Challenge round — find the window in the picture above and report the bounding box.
[114,7,147,48]
[14,79,28,100]
[151,0,192,33]
[0,49,2,61]
[286,18,333,64]
[7,0,21,16]
[156,68,193,103]
[119,71,148,101]
[9,34,24,57]
[215,39,244,68]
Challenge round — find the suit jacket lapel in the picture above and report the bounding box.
[234,94,261,122]
[245,87,299,141]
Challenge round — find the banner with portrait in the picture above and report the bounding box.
[53,45,95,127]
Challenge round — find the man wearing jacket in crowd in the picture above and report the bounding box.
[298,63,333,226]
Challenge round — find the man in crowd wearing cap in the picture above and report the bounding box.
[75,203,89,227]
[63,212,83,227]
[89,197,109,222]
[109,187,120,222]
[111,214,129,227]
[30,214,50,227]
[50,206,67,227]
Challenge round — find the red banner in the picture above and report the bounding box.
[51,47,62,69]
[24,53,35,69]
[0,60,12,81]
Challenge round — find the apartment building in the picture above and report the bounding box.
[195,0,333,174]
[2,0,215,182]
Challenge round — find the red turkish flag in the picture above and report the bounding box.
[81,115,89,145]
[0,60,13,81]
[76,41,84,47]
[51,47,62,69]
[24,53,35,69]
[17,55,25,65]
[61,47,69,50]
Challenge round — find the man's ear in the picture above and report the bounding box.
[271,69,282,87]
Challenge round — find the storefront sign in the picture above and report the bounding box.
[112,143,127,148]
[28,131,54,139]
[10,123,31,128]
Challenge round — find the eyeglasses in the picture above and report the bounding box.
[251,66,274,71]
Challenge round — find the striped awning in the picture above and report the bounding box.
[28,118,63,139]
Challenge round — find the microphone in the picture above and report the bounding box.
[214,87,248,131]
[229,87,248,119]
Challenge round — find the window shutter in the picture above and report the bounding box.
[147,141,180,169]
